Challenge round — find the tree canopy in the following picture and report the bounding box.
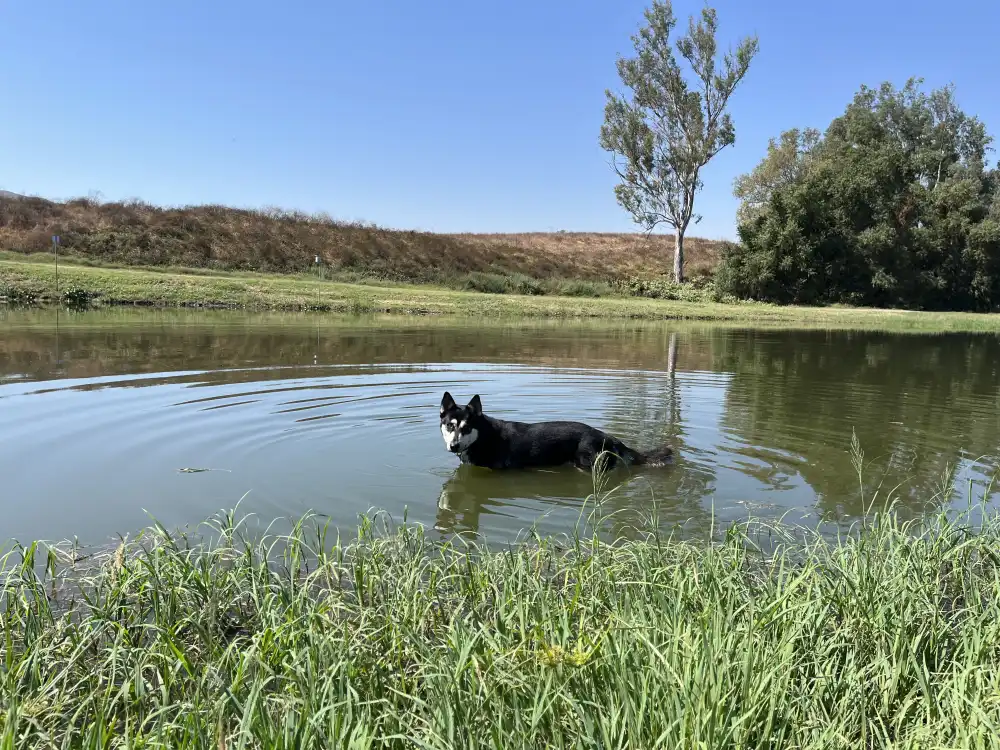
[731,127,820,227]
[719,79,999,311]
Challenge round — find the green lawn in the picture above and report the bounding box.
[3,256,1000,331]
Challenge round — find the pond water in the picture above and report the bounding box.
[2,308,999,547]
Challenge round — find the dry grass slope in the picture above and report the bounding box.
[0,194,724,283]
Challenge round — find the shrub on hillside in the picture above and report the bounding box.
[613,273,734,303]
[555,279,612,297]
[460,272,547,296]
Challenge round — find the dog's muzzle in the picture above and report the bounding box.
[448,445,461,453]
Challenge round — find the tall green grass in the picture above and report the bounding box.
[3,459,1000,747]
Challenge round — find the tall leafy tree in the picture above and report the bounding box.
[600,1,758,282]
[732,127,820,226]
[721,78,998,311]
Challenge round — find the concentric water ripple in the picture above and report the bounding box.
[2,310,999,545]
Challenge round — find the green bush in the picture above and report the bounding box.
[459,272,553,296]
[720,79,1000,311]
[612,274,734,303]
[62,287,96,307]
[460,272,542,296]
[0,283,41,304]
[553,279,612,297]
[507,272,548,296]
[460,271,512,295]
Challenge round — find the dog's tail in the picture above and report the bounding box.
[633,444,673,468]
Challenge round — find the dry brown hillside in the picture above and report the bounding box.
[0,195,724,283]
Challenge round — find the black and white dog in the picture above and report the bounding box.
[439,391,672,471]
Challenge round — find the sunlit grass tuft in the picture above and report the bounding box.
[3,456,1000,747]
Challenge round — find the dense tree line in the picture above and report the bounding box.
[719,79,1000,311]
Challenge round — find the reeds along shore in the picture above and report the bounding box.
[3,475,1000,748]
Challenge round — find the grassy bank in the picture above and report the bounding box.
[0,194,722,282]
[4,501,1000,748]
[5,256,1000,331]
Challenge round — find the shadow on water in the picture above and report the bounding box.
[1,308,999,547]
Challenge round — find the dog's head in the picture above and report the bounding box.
[439,391,482,454]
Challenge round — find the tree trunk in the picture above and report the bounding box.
[673,231,685,284]
[667,332,677,377]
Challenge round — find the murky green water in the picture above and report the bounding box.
[2,308,999,546]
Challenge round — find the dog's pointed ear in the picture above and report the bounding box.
[468,394,483,416]
[440,391,456,415]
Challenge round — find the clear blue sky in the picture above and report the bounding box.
[1,1,996,239]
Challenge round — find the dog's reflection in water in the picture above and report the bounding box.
[434,463,611,538]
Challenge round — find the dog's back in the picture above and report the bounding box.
[464,415,666,470]
[488,417,626,468]
[441,392,672,471]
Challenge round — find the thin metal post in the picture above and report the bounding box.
[52,235,61,300]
